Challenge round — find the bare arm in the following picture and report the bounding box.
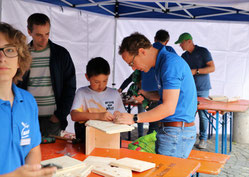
[0,145,56,177]
[71,110,114,122]
[139,90,160,101]
[25,145,41,165]
[114,89,179,124]
[0,165,56,177]
[192,60,215,75]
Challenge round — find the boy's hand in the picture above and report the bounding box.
[114,113,134,125]
[101,112,114,121]
[12,164,56,177]
[113,111,121,118]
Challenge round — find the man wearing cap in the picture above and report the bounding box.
[175,33,215,149]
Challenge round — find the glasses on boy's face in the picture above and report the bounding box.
[0,46,18,58]
[129,55,137,67]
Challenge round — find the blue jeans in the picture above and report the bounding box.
[156,125,196,158]
[197,90,209,141]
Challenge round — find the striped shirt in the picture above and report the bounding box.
[27,46,56,117]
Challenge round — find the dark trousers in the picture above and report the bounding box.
[74,122,86,143]
[39,116,61,137]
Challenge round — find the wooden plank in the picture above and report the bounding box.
[95,128,120,149]
[209,96,240,102]
[92,166,132,177]
[188,150,230,164]
[85,127,120,155]
[83,156,132,177]
[41,156,93,177]
[85,120,134,134]
[85,126,96,155]
[83,156,116,166]
[198,97,249,112]
[110,157,156,172]
[195,161,224,175]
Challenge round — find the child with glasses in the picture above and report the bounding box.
[0,22,56,176]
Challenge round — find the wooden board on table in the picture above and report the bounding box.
[92,165,132,177]
[110,157,156,172]
[209,95,239,102]
[85,120,134,134]
[83,156,116,167]
[84,156,132,177]
[85,127,120,155]
[41,156,93,177]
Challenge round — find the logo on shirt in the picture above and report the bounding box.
[21,122,30,139]
[105,101,114,111]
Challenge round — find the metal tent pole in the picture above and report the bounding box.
[112,1,119,88]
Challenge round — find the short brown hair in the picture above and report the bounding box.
[0,22,32,84]
[27,13,50,32]
[119,32,151,56]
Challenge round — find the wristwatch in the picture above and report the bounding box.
[196,68,200,75]
[133,114,138,123]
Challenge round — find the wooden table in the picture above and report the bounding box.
[197,97,249,154]
[41,140,200,177]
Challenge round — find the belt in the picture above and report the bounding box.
[159,121,195,127]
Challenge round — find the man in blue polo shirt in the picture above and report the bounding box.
[141,29,177,134]
[175,32,215,149]
[115,32,197,158]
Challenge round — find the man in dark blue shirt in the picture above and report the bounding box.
[175,32,215,149]
[141,29,177,134]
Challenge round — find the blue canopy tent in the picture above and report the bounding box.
[4,0,249,95]
[4,0,249,134]
[25,0,249,87]
[32,0,249,22]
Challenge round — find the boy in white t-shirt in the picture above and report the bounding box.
[70,57,126,142]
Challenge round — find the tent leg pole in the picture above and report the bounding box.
[112,17,117,88]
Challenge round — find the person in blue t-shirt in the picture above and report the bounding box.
[0,23,56,176]
[118,70,145,138]
[115,32,197,158]
[140,29,178,134]
[175,32,215,149]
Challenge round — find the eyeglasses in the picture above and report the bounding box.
[0,46,18,58]
[129,55,136,67]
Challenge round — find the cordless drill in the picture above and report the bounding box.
[127,70,153,110]
[41,136,56,144]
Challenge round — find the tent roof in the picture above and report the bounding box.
[31,0,249,22]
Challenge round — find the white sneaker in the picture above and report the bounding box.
[197,140,207,149]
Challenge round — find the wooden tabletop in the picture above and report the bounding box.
[40,139,87,161]
[41,140,200,177]
[197,97,249,112]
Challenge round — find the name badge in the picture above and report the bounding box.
[20,138,31,146]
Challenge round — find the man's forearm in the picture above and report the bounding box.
[141,91,160,101]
